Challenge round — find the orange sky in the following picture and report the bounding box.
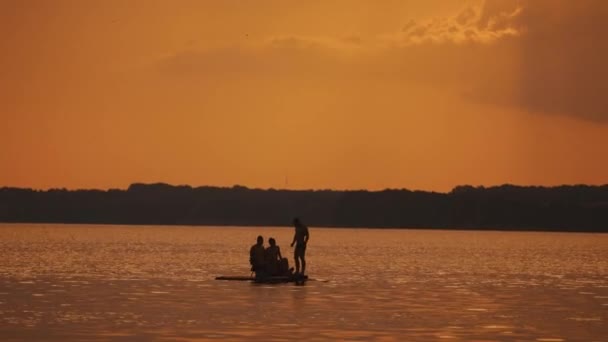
[1,0,607,192]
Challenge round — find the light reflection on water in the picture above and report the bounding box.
[0,224,606,341]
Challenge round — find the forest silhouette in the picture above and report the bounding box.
[1,183,607,232]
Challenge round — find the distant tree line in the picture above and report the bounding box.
[0,183,607,232]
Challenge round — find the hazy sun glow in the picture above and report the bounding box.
[1,0,607,191]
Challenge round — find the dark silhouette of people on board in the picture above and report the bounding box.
[250,235,294,279]
[290,217,310,276]
[250,235,266,277]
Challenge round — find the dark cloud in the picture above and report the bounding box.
[158,0,608,122]
[443,0,608,122]
[513,0,608,122]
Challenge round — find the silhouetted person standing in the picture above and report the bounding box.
[290,217,309,275]
[250,235,266,277]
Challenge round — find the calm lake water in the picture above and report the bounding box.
[0,224,606,341]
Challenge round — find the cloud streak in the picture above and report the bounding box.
[390,1,523,46]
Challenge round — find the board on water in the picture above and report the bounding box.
[215,276,255,281]
[215,275,308,284]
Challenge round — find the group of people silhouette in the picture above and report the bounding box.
[249,218,310,278]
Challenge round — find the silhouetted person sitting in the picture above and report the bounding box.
[265,238,282,276]
[290,217,310,276]
[250,235,266,277]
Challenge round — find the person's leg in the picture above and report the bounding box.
[301,246,306,275]
[294,249,300,274]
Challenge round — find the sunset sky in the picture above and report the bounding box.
[1,0,607,192]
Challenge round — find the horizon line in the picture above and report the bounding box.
[2,181,608,194]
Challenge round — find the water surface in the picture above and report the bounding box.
[0,224,606,341]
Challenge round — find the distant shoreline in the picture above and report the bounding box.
[1,221,606,234]
[1,183,607,233]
